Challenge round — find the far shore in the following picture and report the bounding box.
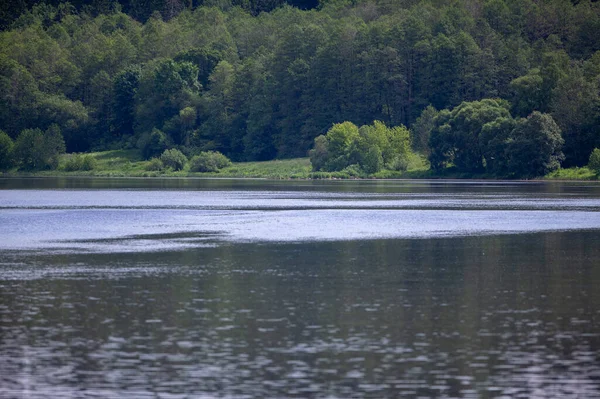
[1,150,598,181]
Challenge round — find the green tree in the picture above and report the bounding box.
[550,66,600,166]
[112,67,141,138]
[322,121,360,171]
[410,105,437,155]
[14,124,66,170]
[308,135,329,172]
[588,148,600,175]
[506,112,564,178]
[310,120,412,173]
[197,60,235,153]
[0,129,14,170]
[139,128,170,159]
[429,99,512,172]
[479,116,516,176]
[135,59,201,140]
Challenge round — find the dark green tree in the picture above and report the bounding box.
[550,66,600,166]
[428,99,512,172]
[505,112,564,178]
[0,130,14,170]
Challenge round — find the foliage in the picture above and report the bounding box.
[411,106,438,156]
[160,148,187,171]
[505,112,564,178]
[1,0,600,176]
[189,151,231,172]
[550,66,600,167]
[310,121,412,174]
[430,100,565,178]
[429,99,511,172]
[546,166,596,181]
[145,157,164,171]
[0,130,14,170]
[63,154,97,171]
[139,128,170,160]
[588,148,600,174]
[14,125,66,170]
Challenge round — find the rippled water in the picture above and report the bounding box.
[1,178,600,398]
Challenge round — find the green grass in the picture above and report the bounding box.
[21,151,314,179]
[5,150,598,181]
[214,158,312,179]
[544,166,598,180]
[1,150,433,179]
[59,150,154,177]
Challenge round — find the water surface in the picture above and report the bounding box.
[1,178,600,398]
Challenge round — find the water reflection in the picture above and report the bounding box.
[1,233,600,398]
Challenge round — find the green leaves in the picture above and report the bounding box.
[588,148,600,175]
[310,120,412,174]
[429,99,511,172]
[14,125,66,170]
[0,130,14,170]
[429,100,564,177]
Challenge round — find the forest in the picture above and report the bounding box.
[1,0,600,177]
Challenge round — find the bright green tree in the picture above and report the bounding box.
[588,148,600,175]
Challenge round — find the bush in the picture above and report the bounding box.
[189,151,231,172]
[0,130,14,170]
[145,157,164,171]
[63,154,97,171]
[388,155,409,171]
[589,148,600,174]
[160,148,187,171]
[340,164,364,178]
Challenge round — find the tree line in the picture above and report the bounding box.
[0,0,599,176]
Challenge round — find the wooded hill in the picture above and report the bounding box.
[1,0,599,176]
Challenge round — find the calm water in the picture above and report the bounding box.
[1,177,600,398]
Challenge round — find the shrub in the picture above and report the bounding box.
[63,154,97,171]
[160,148,187,171]
[388,154,409,171]
[145,157,164,171]
[340,164,364,178]
[189,151,231,172]
[0,130,14,170]
[589,148,600,174]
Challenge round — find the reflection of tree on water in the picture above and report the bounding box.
[1,231,599,397]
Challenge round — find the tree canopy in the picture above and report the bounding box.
[1,0,599,177]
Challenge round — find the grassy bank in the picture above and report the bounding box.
[2,150,434,179]
[2,150,598,180]
[2,150,316,179]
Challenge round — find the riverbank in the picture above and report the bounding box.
[1,150,598,180]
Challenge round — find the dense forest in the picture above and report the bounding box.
[1,0,600,176]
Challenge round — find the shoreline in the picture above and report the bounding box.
[2,171,598,183]
[1,150,597,182]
